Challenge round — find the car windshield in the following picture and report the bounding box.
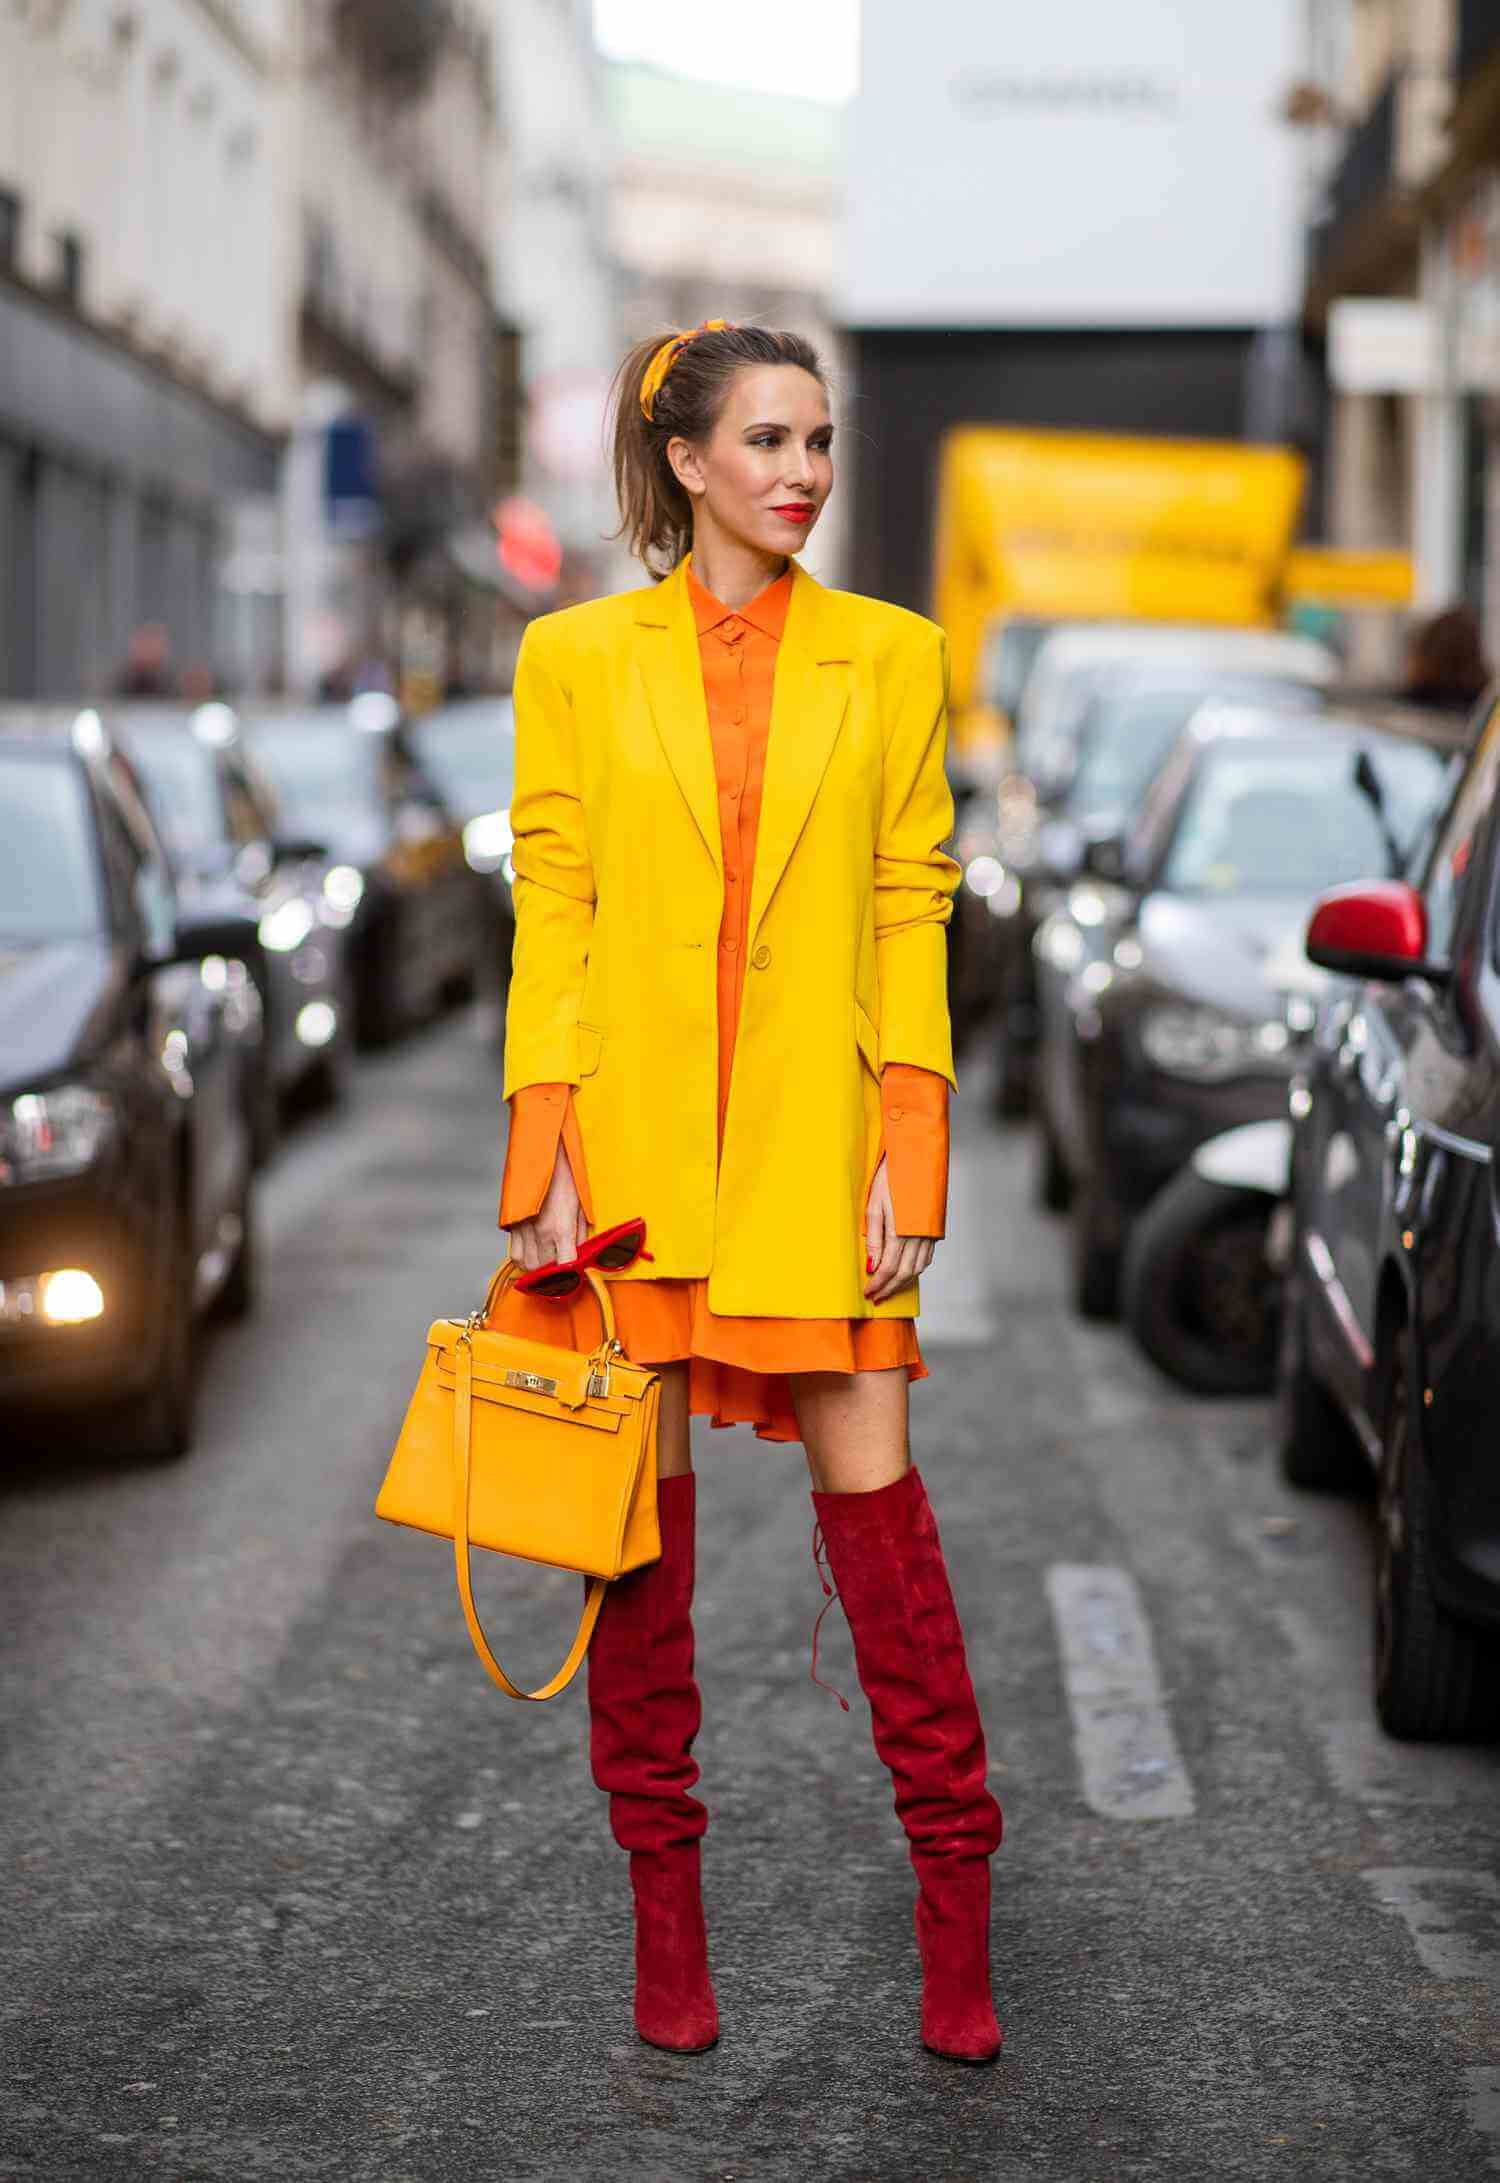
[124,729,224,858]
[409,707,514,814]
[0,754,104,940]
[1160,739,1448,895]
[1064,682,1307,824]
[249,723,386,830]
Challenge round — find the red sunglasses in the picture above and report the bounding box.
[511,1216,654,1298]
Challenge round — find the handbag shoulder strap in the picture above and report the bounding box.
[450,1336,607,1702]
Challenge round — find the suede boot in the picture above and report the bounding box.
[586,1471,717,2053]
[811,1465,1003,2063]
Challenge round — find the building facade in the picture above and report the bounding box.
[491,0,619,603]
[841,0,1308,616]
[0,0,289,698]
[0,0,509,702]
[604,61,849,587]
[1296,0,1500,674]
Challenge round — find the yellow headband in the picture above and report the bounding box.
[639,320,731,422]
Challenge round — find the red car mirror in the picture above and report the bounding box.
[1304,880,1447,983]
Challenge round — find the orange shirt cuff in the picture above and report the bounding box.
[880,1063,949,1238]
[498,1083,594,1229]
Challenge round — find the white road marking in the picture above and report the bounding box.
[1364,1869,1500,2173]
[1044,1563,1196,1822]
[1363,1868,1500,1982]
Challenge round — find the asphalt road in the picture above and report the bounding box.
[4,1004,1500,2183]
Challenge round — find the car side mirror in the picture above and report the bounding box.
[1304,881,1449,983]
[1080,832,1127,883]
[162,907,266,976]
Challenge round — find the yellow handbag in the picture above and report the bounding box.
[375,1258,662,1701]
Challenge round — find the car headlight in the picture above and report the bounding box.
[322,865,365,915]
[0,1085,118,1184]
[1139,1005,1292,1084]
[258,897,316,953]
[463,808,513,873]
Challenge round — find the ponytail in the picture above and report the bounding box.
[607,323,826,577]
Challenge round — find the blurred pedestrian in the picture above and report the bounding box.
[115,622,175,698]
[1401,603,1490,714]
[494,322,1002,2063]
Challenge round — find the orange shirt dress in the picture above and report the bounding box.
[495,559,951,1446]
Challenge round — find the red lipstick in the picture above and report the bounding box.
[771,504,816,524]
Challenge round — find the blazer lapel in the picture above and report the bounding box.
[747,563,853,948]
[632,562,722,880]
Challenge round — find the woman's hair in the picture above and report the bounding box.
[608,323,827,576]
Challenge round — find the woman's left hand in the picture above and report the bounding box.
[864,1155,936,1304]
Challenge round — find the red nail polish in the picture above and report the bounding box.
[865,1255,874,1273]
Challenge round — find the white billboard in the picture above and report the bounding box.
[843,0,1303,329]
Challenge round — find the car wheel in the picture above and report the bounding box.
[248,1052,279,1169]
[355,912,405,1048]
[110,1190,197,1461]
[1123,1171,1282,1395]
[1036,1105,1073,1213]
[1071,1183,1121,1320]
[992,1023,1032,1121]
[1374,1326,1493,1741]
[301,1029,352,1112]
[1276,1265,1366,1491]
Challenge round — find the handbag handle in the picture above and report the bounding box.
[480,1256,619,1349]
[450,1334,609,1701]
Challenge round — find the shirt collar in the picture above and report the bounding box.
[685,554,795,643]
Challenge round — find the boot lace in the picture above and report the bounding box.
[809,1517,851,1712]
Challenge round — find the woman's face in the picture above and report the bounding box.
[669,364,834,557]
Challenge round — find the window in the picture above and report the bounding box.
[1422,703,1500,963]
[0,756,103,941]
[56,229,84,304]
[1159,739,1447,898]
[0,188,20,271]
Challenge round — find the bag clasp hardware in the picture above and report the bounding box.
[587,1336,624,1400]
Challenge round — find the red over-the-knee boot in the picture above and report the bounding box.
[586,1470,718,2053]
[810,1465,1004,2063]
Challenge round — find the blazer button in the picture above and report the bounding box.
[888,1106,904,1121]
[752,944,771,969]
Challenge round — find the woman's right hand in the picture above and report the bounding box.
[509,1140,589,1272]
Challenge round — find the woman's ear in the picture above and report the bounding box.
[666,434,706,500]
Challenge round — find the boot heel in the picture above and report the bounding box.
[630,1843,719,2054]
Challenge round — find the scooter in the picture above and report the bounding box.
[1120,1118,1292,1396]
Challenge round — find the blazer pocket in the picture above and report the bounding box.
[575,1021,605,1079]
[853,996,881,1079]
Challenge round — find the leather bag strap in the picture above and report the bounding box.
[450,1334,608,1702]
[482,1257,618,1347]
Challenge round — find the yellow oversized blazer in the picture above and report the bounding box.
[501,557,962,1319]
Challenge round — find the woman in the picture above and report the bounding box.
[495,322,1003,2065]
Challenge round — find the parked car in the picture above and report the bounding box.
[407,695,517,996]
[242,697,485,1047]
[0,711,263,1459]
[1278,686,1500,1740]
[1032,700,1456,1321]
[117,702,354,1125]
[967,624,1338,1112]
